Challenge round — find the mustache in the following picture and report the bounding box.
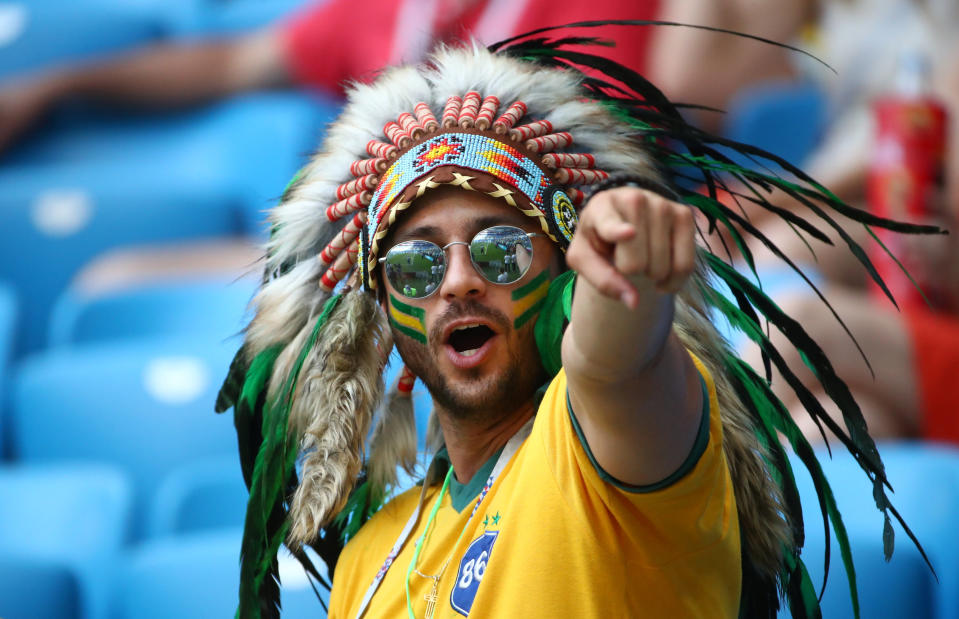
[430,300,511,342]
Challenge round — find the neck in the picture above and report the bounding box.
[436,400,535,484]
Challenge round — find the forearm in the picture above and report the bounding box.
[650,0,811,126]
[46,29,288,108]
[563,275,675,385]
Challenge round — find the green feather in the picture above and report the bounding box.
[333,477,389,542]
[237,294,343,618]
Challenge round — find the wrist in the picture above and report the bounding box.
[585,173,682,204]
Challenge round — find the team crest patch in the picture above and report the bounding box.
[450,531,498,616]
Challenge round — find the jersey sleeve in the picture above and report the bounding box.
[535,352,739,560]
[278,0,401,94]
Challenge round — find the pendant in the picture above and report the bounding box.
[424,576,440,619]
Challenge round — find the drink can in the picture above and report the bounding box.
[867,95,947,309]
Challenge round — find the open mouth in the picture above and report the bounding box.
[448,323,496,357]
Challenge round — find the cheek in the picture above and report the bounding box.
[387,293,428,344]
[510,267,551,329]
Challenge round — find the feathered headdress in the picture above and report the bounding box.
[216,24,940,619]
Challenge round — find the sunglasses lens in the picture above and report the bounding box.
[470,226,534,285]
[383,240,446,298]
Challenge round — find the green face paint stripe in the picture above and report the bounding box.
[389,316,427,344]
[389,293,426,319]
[511,268,551,301]
[514,297,547,329]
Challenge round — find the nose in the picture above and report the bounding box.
[440,243,486,300]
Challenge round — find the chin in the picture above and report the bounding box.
[396,334,545,421]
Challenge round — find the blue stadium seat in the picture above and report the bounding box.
[724,80,827,168]
[0,1,169,79]
[0,554,81,619]
[10,335,240,539]
[0,463,133,619]
[48,275,257,347]
[166,0,314,35]
[0,158,243,356]
[148,455,248,538]
[0,92,339,355]
[0,283,16,458]
[783,443,959,618]
[114,529,330,618]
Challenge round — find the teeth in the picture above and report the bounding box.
[453,323,481,332]
[460,348,479,357]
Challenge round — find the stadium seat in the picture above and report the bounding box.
[0,91,339,355]
[0,1,168,79]
[166,0,314,35]
[10,334,240,539]
[148,455,248,538]
[724,80,827,168]
[0,463,133,619]
[48,275,257,347]
[0,283,16,458]
[114,528,330,618]
[783,443,959,618]
[0,156,243,355]
[0,554,81,619]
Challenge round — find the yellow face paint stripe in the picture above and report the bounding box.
[389,294,427,343]
[512,269,551,329]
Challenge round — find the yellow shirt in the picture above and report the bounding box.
[330,356,741,618]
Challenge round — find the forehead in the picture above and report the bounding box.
[390,185,530,238]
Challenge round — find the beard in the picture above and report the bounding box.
[393,300,547,423]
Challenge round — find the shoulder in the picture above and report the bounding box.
[538,351,724,495]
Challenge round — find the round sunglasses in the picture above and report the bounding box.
[379,225,545,299]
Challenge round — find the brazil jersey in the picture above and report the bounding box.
[329,354,741,617]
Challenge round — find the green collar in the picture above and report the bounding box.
[432,446,503,513]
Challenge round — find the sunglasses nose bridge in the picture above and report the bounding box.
[438,239,487,297]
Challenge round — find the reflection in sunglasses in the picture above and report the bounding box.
[380,226,543,299]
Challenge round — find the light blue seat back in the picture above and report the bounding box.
[165,0,315,35]
[10,335,240,539]
[782,443,959,618]
[114,529,330,618]
[0,463,133,619]
[48,276,257,348]
[0,157,243,356]
[0,553,81,618]
[148,455,248,538]
[0,0,169,79]
[0,91,339,355]
[0,284,16,458]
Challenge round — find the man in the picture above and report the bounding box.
[218,34,917,618]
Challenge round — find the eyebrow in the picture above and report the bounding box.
[392,212,530,244]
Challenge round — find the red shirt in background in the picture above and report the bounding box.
[281,0,661,95]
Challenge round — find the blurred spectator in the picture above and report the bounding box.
[0,0,660,153]
[651,0,959,444]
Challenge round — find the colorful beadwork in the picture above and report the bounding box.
[368,133,550,236]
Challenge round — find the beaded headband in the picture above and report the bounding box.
[314,91,612,292]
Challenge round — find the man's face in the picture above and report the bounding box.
[379,186,560,421]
